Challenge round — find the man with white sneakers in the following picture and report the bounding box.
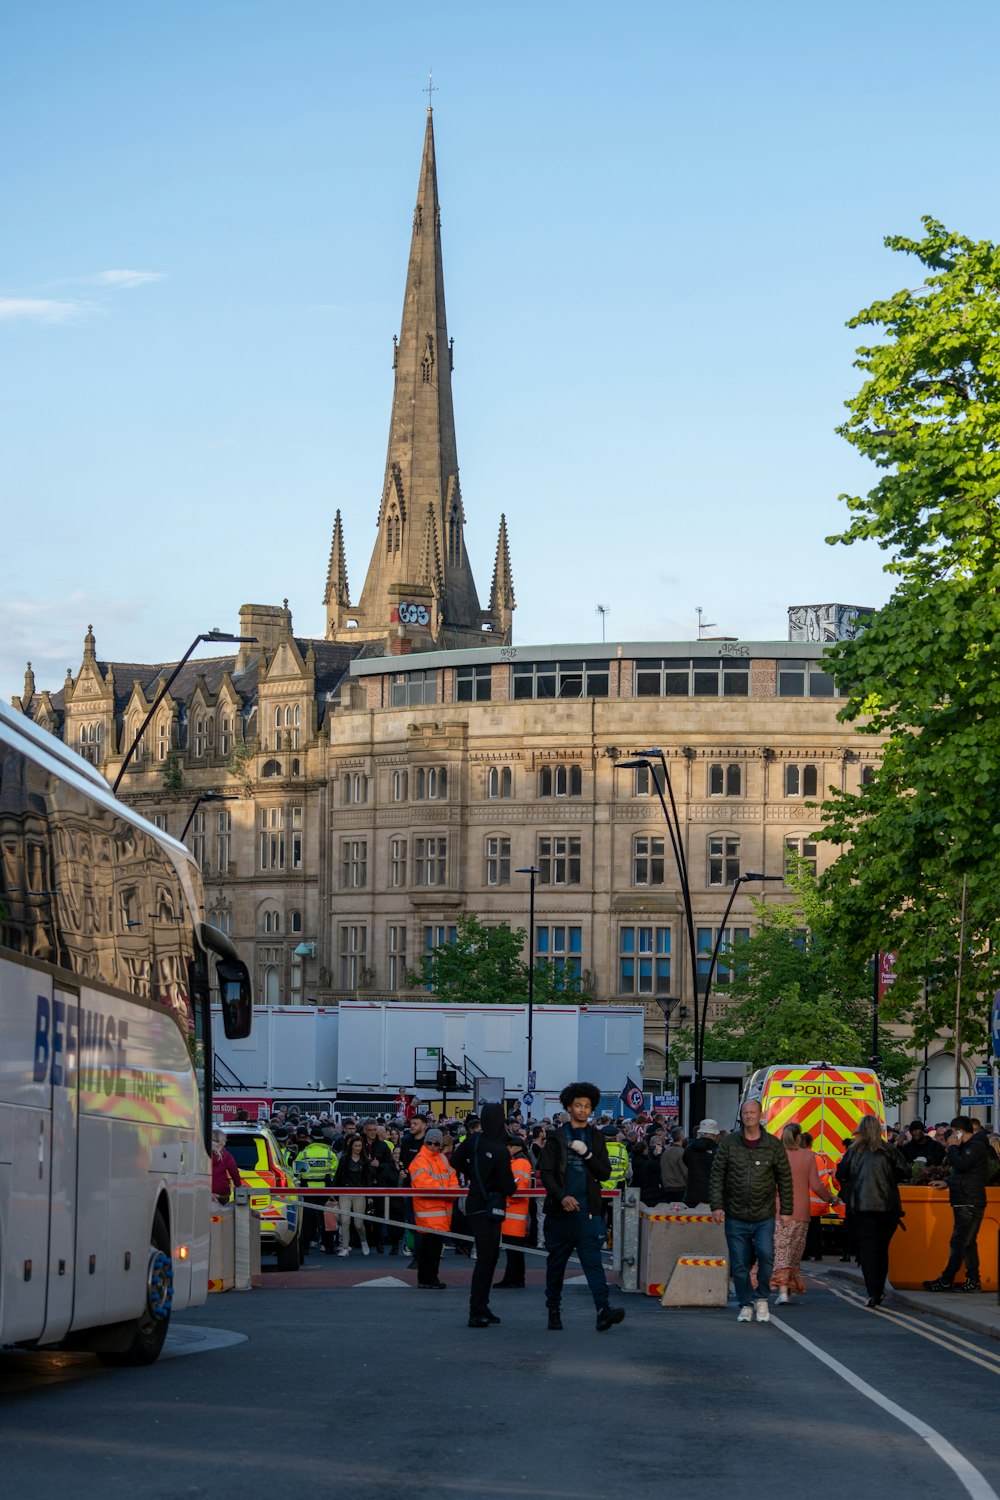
[710,1098,793,1324]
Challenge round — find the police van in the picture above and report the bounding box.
[742,1061,886,1216]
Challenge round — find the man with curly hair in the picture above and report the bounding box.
[536,1081,625,1333]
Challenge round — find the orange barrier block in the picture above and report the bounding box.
[887,1186,1000,1291]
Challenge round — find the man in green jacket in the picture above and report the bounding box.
[709,1099,793,1324]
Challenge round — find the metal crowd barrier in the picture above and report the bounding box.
[230,1185,642,1293]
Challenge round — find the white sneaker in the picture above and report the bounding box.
[736,1305,753,1323]
[776,1289,789,1305]
[337,1248,350,1257]
[755,1298,770,1323]
[361,1244,370,1256]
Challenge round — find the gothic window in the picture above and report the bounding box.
[414,766,447,800]
[193,718,205,758]
[219,714,232,757]
[785,763,818,797]
[487,766,512,799]
[386,504,401,555]
[274,703,300,751]
[79,721,104,765]
[709,763,742,796]
[448,503,461,566]
[421,333,434,383]
[539,764,582,798]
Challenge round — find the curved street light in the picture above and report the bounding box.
[614,749,700,1119]
[695,871,782,1121]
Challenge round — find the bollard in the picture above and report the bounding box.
[620,1187,641,1294]
[233,1185,253,1292]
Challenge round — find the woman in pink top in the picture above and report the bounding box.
[773,1121,831,1304]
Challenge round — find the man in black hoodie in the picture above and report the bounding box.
[537,1082,626,1333]
[452,1102,517,1328]
[924,1116,990,1292]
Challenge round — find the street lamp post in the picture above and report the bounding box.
[179,788,236,844]
[651,996,688,1094]
[112,629,257,793]
[693,872,782,1124]
[515,865,539,1081]
[614,750,700,1123]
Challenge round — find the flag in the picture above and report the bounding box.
[620,1077,644,1114]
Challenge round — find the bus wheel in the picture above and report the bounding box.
[98,1211,173,1367]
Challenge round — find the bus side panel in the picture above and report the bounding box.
[0,960,54,1344]
[72,1112,111,1332]
[39,986,80,1343]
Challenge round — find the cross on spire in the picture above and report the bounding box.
[424,69,437,112]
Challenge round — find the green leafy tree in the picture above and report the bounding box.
[227,737,257,794]
[410,912,593,1005]
[161,752,183,792]
[819,216,1000,1058]
[673,871,910,1107]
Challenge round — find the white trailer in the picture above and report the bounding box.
[215,1000,644,1115]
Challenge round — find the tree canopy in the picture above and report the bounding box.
[675,872,911,1107]
[819,216,1000,1056]
[410,912,592,1006]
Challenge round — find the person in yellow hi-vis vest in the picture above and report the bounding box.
[601,1129,631,1238]
[494,1135,534,1289]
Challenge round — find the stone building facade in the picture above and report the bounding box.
[10,108,904,1091]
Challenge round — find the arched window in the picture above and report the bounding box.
[726,764,741,796]
[387,504,401,555]
[193,717,205,757]
[802,764,818,797]
[448,503,461,566]
[539,764,582,798]
[262,758,282,778]
[861,765,875,787]
[220,714,232,756]
[785,764,800,797]
[709,764,724,796]
[264,966,280,1004]
[488,766,512,799]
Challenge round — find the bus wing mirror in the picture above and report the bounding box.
[199,922,253,1039]
[217,959,252,1040]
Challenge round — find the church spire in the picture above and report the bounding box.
[489,514,516,639]
[327,108,511,650]
[323,509,351,635]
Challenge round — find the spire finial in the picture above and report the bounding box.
[423,69,437,113]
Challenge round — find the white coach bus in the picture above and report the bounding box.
[0,699,251,1364]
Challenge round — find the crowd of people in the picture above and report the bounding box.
[218,1098,1000,1326]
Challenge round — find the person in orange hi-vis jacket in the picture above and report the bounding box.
[802,1130,836,1262]
[409,1130,460,1289]
[494,1134,534,1289]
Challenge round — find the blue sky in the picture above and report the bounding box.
[4,0,1000,699]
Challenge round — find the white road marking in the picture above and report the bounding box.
[825,1283,1000,1375]
[160,1325,247,1359]
[771,1313,999,1500]
[355,1275,410,1287]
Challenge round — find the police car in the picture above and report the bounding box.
[224,1123,305,1270]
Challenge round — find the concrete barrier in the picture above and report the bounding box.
[638,1205,729,1305]
[210,1194,261,1293]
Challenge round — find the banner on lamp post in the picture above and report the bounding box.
[877,951,898,1004]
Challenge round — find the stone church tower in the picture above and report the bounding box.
[324,107,514,651]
